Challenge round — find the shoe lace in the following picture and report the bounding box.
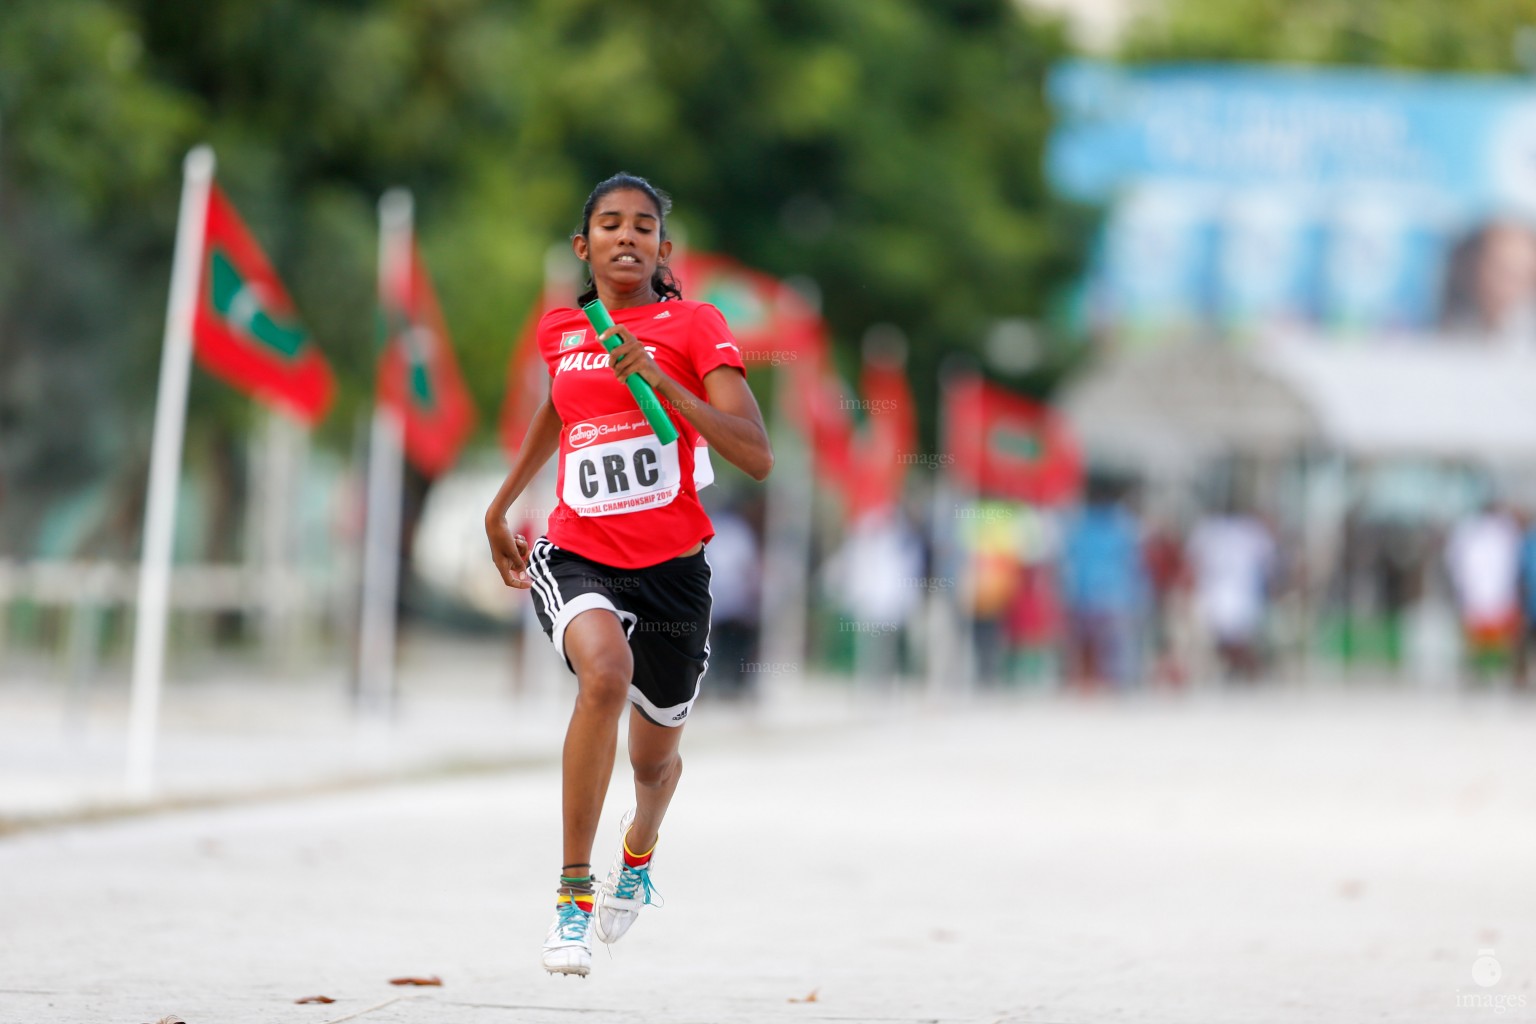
[613,863,662,907]
[556,900,591,941]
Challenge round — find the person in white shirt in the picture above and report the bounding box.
[702,504,761,699]
[1445,502,1522,678]
[1186,509,1275,681]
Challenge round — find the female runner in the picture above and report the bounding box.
[485,173,773,976]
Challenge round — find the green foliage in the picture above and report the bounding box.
[0,0,1083,554]
[11,0,1532,556]
[1121,0,1536,71]
[0,0,198,219]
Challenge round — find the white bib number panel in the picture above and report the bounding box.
[561,410,681,517]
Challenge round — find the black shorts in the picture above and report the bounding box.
[525,537,712,727]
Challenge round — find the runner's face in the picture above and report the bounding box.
[578,188,671,297]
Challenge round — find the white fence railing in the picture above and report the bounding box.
[0,560,339,666]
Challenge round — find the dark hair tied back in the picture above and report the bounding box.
[574,172,684,306]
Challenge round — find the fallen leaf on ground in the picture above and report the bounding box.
[294,995,335,1004]
[788,989,819,1003]
[146,1017,186,1024]
[388,976,442,987]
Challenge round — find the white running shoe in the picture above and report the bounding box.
[541,896,593,977]
[594,811,664,945]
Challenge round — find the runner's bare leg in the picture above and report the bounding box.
[560,609,634,870]
[626,713,685,852]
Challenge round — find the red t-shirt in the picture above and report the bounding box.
[538,299,747,568]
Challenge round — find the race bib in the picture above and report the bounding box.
[693,439,715,490]
[561,410,681,517]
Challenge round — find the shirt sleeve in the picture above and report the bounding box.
[687,303,748,378]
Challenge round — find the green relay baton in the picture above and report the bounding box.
[582,298,679,446]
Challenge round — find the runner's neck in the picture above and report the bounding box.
[600,285,660,311]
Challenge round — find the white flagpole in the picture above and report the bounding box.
[928,356,980,697]
[761,366,811,671]
[760,278,820,682]
[954,362,984,692]
[356,189,411,717]
[926,364,955,697]
[256,406,301,666]
[126,145,215,799]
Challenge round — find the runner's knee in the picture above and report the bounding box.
[632,750,680,788]
[573,650,632,712]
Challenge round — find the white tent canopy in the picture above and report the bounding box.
[1060,338,1536,467]
[1059,342,1316,471]
[1255,340,1536,461]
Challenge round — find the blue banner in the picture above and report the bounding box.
[1048,62,1536,341]
[1050,61,1536,211]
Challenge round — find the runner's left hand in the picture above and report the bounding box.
[486,517,532,590]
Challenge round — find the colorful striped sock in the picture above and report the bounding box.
[558,871,595,912]
[622,834,656,869]
[557,890,595,914]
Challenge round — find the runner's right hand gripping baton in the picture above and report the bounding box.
[582,298,679,445]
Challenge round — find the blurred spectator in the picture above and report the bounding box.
[967,503,1026,685]
[1003,512,1061,685]
[704,506,761,701]
[825,509,923,685]
[1518,510,1536,690]
[1058,475,1148,690]
[1372,520,1422,669]
[1445,501,1522,680]
[1143,516,1190,686]
[1186,505,1275,682]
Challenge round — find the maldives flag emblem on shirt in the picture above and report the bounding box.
[193,185,334,424]
[377,242,476,478]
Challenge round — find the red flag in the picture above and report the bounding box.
[945,378,1082,505]
[774,317,853,493]
[669,252,825,369]
[193,185,333,424]
[671,253,857,493]
[498,287,559,456]
[378,242,476,478]
[847,350,918,519]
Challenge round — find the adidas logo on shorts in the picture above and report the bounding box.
[672,708,688,721]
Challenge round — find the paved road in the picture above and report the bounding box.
[3,688,1533,1023]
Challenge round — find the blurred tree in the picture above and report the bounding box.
[0,0,198,557]
[0,0,1083,557]
[1122,0,1536,71]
